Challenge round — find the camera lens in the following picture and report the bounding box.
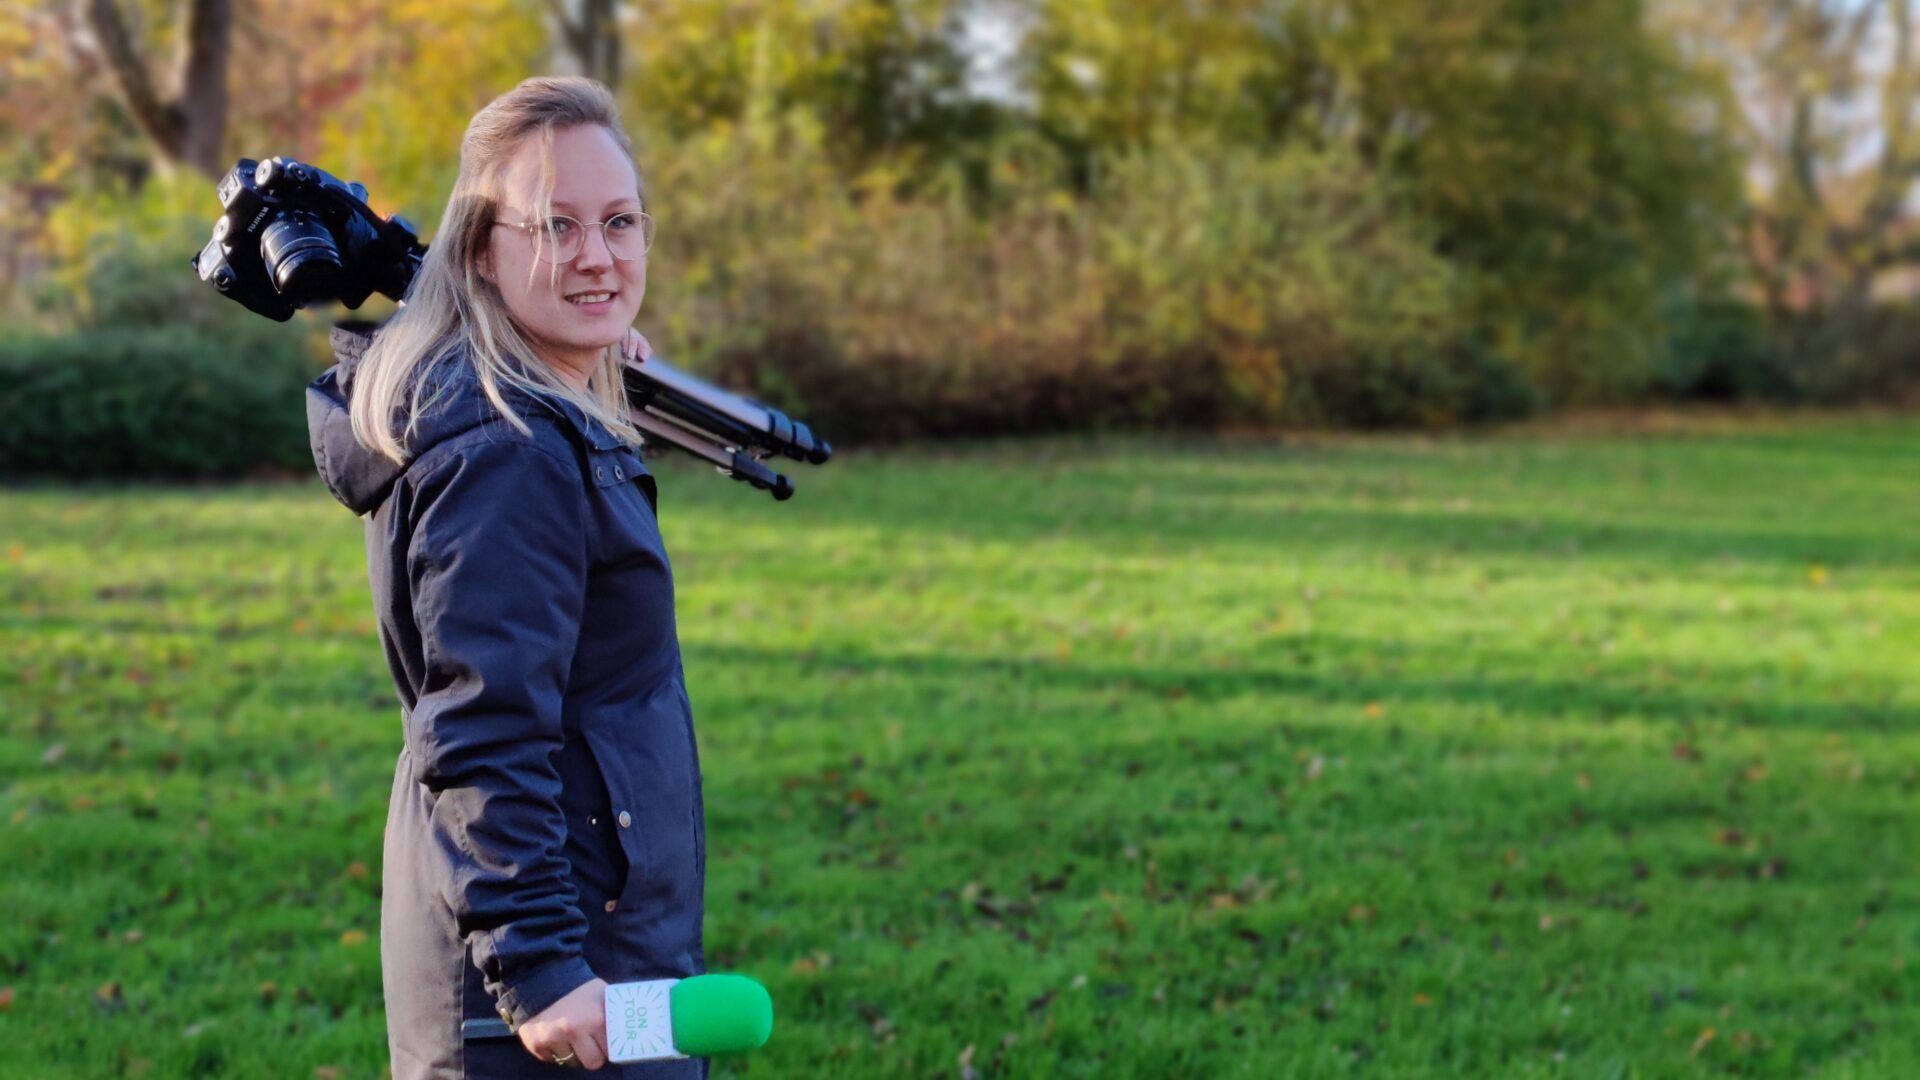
[261,210,344,303]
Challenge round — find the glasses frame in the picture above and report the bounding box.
[492,210,654,264]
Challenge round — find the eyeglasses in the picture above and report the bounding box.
[493,211,654,263]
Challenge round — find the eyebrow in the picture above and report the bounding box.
[550,197,643,213]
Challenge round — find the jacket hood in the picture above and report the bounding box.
[306,322,612,515]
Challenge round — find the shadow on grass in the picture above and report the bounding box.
[771,427,1920,571]
[687,636,1911,737]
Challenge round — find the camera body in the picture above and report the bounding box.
[190,156,424,322]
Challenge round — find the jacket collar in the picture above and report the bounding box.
[310,322,628,515]
[329,323,625,449]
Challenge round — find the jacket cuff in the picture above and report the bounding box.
[494,954,599,1031]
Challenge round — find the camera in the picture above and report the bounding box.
[190,156,425,322]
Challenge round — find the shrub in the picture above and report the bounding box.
[643,116,1514,438]
[1656,296,1792,401]
[0,324,319,480]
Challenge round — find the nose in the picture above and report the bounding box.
[573,222,615,270]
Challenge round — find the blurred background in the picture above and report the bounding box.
[4,0,1919,465]
[6,3,1920,1078]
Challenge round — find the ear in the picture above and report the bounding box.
[476,247,494,285]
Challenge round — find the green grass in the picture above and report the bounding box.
[4,416,1919,1078]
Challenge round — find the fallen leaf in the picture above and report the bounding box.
[339,930,367,947]
[1690,1027,1717,1056]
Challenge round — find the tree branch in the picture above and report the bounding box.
[82,0,185,163]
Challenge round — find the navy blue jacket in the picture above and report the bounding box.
[308,325,705,1078]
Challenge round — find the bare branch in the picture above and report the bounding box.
[82,0,185,162]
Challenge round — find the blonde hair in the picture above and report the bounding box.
[351,76,647,464]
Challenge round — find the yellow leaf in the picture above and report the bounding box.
[339,930,367,947]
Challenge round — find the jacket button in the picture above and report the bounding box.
[617,810,632,828]
[588,815,598,826]
[595,466,607,482]
[604,899,618,913]
[614,465,625,480]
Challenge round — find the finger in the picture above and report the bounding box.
[576,1028,609,1070]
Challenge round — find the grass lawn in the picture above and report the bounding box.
[3,415,1918,1078]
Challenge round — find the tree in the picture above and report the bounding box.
[1663,0,1920,390]
[76,0,231,181]
[624,0,996,177]
[1017,0,1741,399]
[547,0,622,89]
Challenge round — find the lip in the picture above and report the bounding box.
[565,289,619,315]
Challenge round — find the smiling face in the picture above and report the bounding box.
[480,123,647,389]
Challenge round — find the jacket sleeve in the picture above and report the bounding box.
[402,436,597,1029]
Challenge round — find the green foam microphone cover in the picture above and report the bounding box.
[670,974,774,1055]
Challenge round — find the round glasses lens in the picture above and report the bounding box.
[605,213,654,259]
[529,217,580,263]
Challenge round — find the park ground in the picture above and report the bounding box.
[3,413,1918,1077]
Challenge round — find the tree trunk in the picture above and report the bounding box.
[548,0,622,89]
[81,0,232,182]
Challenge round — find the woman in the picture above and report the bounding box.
[305,77,706,1077]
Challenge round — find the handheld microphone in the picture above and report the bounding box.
[460,973,774,1063]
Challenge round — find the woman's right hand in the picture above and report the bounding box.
[518,977,610,1069]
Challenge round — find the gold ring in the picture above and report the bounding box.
[553,1048,576,1067]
